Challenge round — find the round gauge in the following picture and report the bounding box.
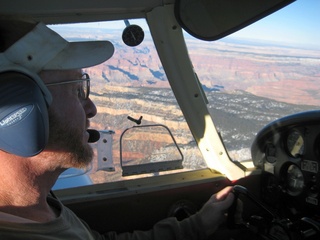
[286,130,304,158]
[266,143,277,163]
[286,164,304,196]
[122,24,144,47]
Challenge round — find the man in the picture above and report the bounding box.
[0,17,234,239]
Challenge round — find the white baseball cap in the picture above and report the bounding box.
[0,21,114,72]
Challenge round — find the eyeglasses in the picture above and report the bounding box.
[46,73,90,100]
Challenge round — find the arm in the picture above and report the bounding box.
[91,187,234,240]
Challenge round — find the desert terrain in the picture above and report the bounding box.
[55,26,320,183]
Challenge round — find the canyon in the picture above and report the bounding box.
[55,26,320,182]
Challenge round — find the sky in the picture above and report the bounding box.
[229,0,320,49]
[51,0,320,49]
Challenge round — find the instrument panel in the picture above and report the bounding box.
[251,110,320,220]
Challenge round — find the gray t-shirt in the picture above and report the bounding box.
[0,196,206,240]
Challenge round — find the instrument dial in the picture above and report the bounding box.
[286,164,304,196]
[286,130,304,158]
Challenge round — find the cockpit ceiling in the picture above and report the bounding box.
[0,0,175,24]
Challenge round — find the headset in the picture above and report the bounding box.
[0,66,52,157]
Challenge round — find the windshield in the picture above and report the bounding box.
[185,0,320,161]
[53,0,319,188]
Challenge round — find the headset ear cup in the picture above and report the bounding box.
[0,72,49,157]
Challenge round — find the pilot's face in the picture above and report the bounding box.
[40,69,97,169]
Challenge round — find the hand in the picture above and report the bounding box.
[197,186,234,236]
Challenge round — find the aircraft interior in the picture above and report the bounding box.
[1,0,320,239]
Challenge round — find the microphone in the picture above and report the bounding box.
[87,129,100,143]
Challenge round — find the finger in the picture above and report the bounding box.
[208,191,234,211]
[210,186,233,202]
[217,191,234,209]
[215,186,233,201]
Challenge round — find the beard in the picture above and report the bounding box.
[46,109,93,169]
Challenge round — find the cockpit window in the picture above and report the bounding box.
[51,19,206,188]
[185,0,320,161]
[52,1,320,189]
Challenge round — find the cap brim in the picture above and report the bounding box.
[43,41,114,70]
[2,22,114,72]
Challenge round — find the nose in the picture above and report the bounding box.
[83,97,97,118]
